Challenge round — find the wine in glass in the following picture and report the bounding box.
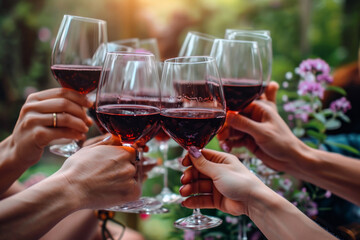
[96,51,162,212]
[161,56,226,230]
[225,31,272,94]
[210,39,263,112]
[50,15,107,157]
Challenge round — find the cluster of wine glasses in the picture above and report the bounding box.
[50,14,272,233]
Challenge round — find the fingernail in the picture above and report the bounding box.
[188,146,201,159]
[180,174,185,183]
[180,201,185,207]
[179,185,184,193]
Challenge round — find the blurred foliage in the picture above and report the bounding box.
[1,0,360,239]
[1,0,359,139]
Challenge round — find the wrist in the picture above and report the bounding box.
[52,171,86,211]
[247,182,280,219]
[286,138,319,177]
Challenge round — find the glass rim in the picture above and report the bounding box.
[225,29,271,36]
[106,51,155,57]
[229,32,271,41]
[187,31,217,40]
[213,38,259,48]
[63,15,107,24]
[164,56,216,64]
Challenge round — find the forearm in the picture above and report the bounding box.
[40,210,99,240]
[0,136,29,194]
[290,146,360,205]
[248,186,337,240]
[0,173,81,240]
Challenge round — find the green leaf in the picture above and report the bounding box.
[325,119,341,130]
[338,112,350,123]
[306,130,327,142]
[313,113,326,124]
[293,127,305,137]
[304,140,318,149]
[304,119,325,132]
[324,141,360,155]
[322,109,334,117]
[326,85,347,96]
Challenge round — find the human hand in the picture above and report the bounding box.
[218,95,309,173]
[9,88,93,167]
[56,136,141,209]
[180,148,264,216]
[217,81,279,152]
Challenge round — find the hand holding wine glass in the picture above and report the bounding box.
[96,51,162,212]
[161,56,226,230]
[50,15,107,157]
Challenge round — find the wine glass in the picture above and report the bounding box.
[139,38,161,60]
[96,51,163,212]
[161,56,226,230]
[50,15,107,157]
[224,29,270,39]
[111,38,140,49]
[225,31,272,94]
[211,39,262,240]
[178,31,217,57]
[210,39,263,112]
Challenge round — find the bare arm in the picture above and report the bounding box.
[180,149,337,240]
[218,81,360,205]
[0,138,140,240]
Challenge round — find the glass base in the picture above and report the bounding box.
[174,214,222,230]
[49,142,80,157]
[105,199,145,212]
[106,197,163,213]
[156,187,183,204]
[138,207,170,215]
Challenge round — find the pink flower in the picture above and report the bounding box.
[139,213,150,220]
[324,190,332,198]
[299,58,330,76]
[330,97,352,113]
[317,74,333,84]
[38,27,51,42]
[305,201,318,217]
[184,230,196,240]
[297,80,325,99]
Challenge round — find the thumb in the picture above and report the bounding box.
[227,111,262,138]
[188,146,218,179]
[265,81,279,104]
[91,134,122,147]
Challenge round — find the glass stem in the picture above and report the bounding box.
[160,141,169,189]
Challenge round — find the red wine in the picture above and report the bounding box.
[154,128,170,142]
[258,82,268,96]
[222,79,262,111]
[173,80,223,103]
[136,123,161,146]
[161,108,225,149]
[51,64,102,94]
[96,104,160,144]
[87,103,107,134]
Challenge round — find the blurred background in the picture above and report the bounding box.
[1,0,360,239]
[1,0,359,139]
